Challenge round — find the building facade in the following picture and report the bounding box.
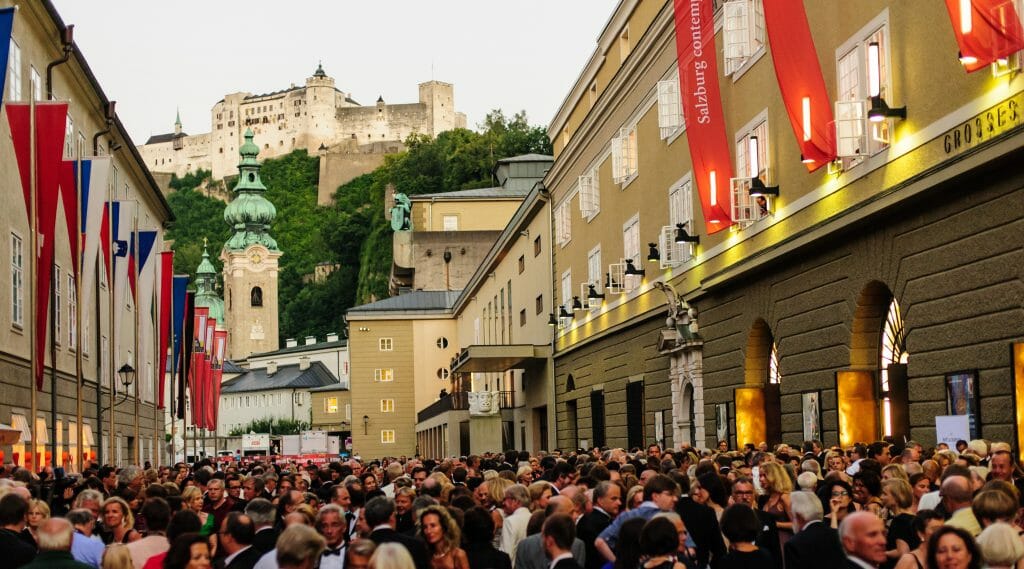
[546,0,1024,452]
[1,0,173,469]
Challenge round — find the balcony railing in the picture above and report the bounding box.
[417,390,516,423]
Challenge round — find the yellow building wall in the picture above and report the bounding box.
[348,319,416,458]
[412,319,459,412]
[311,390,352,430]
[410,200,522,232]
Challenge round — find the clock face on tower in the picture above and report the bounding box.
[249,252,262,265]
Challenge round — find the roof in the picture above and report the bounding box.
[347,290,460,315]
[220,361,338,393]
[223,360,246,374]
[496,154,554,163]
[308,383,350,393]
[145,132,188,145]
[248,339,348,359]
[412,186,531,200]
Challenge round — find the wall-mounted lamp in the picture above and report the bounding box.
[548,313,558,327]
[558,305,574,320]
[587,284,605,301]
[674,223,700,245]
[867,42,906,122]
[747,136,779,197]
[571,296,583,311]
[646,243,660,264]
[800,153,816,164]
[362,415,369,435]
[623,259,645,277]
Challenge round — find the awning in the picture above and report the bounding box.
[34,418,49,445]
[11,414,30,442]
[0,424,21,446]
[82,425,95,447]
[450,344,551,373]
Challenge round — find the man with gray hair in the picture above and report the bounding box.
[67,509,104,569]
[275,525,325,569]
[578,481,620,569]
[245,498,279,553]
[500,484,532,563]
[21,517,92,569]
[839,511,886,569]
[118,465,144,495]
[784,491,844,569]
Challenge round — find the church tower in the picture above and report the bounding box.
[220,129,281,359]
[193,240,224,325]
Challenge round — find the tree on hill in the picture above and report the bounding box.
[164,169,231,280]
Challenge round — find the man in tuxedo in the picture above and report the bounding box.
[514,497,586,569]
[245,499,279,554]
[578,482,620,569]
[315,505,347,569]
[839,511,887,569]
[674,475,726,569]
[365,496,429,569]
[543,514,583,569]
[219,513,262,569]
[730,476,780,566]
[785,491,845,569]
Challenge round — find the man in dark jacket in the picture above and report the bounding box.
[785,491,845,569]
[674,476,726,568]
[0,493,36,568]
[578,482,620,569]
[20,518,92,569]
[731,476,781,566]
[365,496,429,569]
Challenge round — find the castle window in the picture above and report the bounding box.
[250,287,263,307]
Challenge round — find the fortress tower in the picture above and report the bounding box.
[220,129,282,359]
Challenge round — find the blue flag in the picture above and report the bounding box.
[0,8,14,111]
[171,275,189,378]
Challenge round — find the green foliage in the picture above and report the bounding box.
[164,170,231,281]
[228,417,309,437]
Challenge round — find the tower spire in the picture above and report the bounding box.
[174,107,182,135]
[223,129,278,251]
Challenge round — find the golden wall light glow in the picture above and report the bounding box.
[735,387,766,447]
[802,97,812,142]
[837,370,878,447]
[1014,343,1024,463]
[709,171,718,207]
[868,42,882,98]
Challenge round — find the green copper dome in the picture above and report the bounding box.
[194,241,225,323]
[224,129,279,251]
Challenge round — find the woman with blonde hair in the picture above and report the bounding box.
[758,461,794,545]
[100,496,141,544]
[180,486,213,536]
[882,479,917,564]
[516,466,533,485]
[369,542,416,569]
[527,481,553,512]
[418,505,469,569]
[26,499,49,542]
[102,543,134,569]
[976,522,1024,569]
[625,484,645,510]
[882,464,909,482]
[824,450,847,474]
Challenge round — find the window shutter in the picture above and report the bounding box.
[606,262,626,294]
[657,80,683,138]
[730,177,759,224]
[751,0,766,49]
[723,0,751,75]
[835,100,868,157]
[579,174,599,218]
[611,133,625,183]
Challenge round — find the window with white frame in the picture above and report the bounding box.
[68,273,76,349]
[30,66,41,101]
[587,246,602,292]
[345,404,351,421]
[442,215,458,231]
[662,176,695,266]
[7,39,21,101]
[835,20,891,162]
[374,368,394,382]
[11,233,23,327]
[578,170,600,219]
[378,337,392,351]
[325,397,338,414]
[560,270,572,311]
[732,117,770,225]
[622,214,640,264]
[381,430,396,444]
[723,0,766,76]
[555,201,572,246]
[657,69,684,139]
[54,266,62,346]
[380,399,395,413]
[611,125,638,184]
[65,116,75,160]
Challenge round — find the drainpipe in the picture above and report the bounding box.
[46,25,74,101]
[538,181,555,453]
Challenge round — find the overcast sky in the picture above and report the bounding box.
[49,1,619,146]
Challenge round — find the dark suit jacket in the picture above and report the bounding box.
[676,497,726,569]
[252,527,280,553]
[370,527,430,569]
[225,546,264,569]
[551,558,583,569]
[576,510,611,569]
[464,542,512,569]
[784,521,846,569]
[0,527,37,569]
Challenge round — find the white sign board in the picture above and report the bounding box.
[301,430,329,453]
[935,415,970,446]
[243,433,270,449]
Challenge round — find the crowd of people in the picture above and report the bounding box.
[0,437,1022,569]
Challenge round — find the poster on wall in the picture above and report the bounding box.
[946,371,979,439]
[715,403,729,445]
[654,411,665,448]
[936,415,970,446]
[802,391,822,442]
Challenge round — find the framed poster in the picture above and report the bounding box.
[946,370,979,439]
[801,391,822,442]
[714,403,729,446]
[653,411,664,448]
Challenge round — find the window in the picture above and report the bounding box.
[11,233,23,327]
[65,116,75,159]
[380,399,395,413]
[381,430,396,444]
[519,309,526,327]
[587,245,603,306]
[622,214,640,263]
[250,286,263,307]
[835,22,892,162]
[533,235,542,257]
[378,338,393,351]
[68,272,76,348]
[518,255,525,274]
[535,295,543,315]
[555,201,571,246]
[723,0,766,76]
[731,117,770,225]
[54,266,62,346]
[579,170,600,219]
[374,368,394,382]
[657,70,684,139]
[7,39,21,101]
[560,270,572,311]
[436,337,448,349]
[437,368,450,380]
[611,126,639,184]
[325,397,338,414]
[442,215,458,231]
[29,66,41,101]
[661,176,695,266]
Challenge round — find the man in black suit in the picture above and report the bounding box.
[731,476,780,566]
[674,475,726,569]
[0,494,35,568]
[785,491,846,569]
[543,514,583,569]
[315,505,347,569]
[244,498,279,554]
[839,511,887,569]
[578,481,620,569]
[219,512,262,569]
[366,496,430,569]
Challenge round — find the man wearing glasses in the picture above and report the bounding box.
[228,476,248,512]
[731,477,780,565]
[594,474,679,563]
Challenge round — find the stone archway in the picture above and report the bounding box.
[669,348,704,449]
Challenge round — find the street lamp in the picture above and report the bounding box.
[117,363,135,393]
[362,415,369,435]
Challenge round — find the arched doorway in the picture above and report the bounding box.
[736,319,782,447]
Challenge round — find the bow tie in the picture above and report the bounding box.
[323,547,344,557]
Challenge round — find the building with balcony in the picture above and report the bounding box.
[546,0,1024,452]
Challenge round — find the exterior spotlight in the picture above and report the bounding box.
[587,284,605,301]
[623,259,645,277]
[548,313,558,327]
[866,42,906,122]
[674,223,700,245]
[868,96,907,122]
[571,296,583,311]
[748,178,780,198]
[647,243,660,264]
[800,154,815,164]
[558,305,573,320]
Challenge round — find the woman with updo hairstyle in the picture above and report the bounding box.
[417,505,468,569]
[894,509,945,569]
[908,473,931,512]
[927,526,980,569]
[975,522,1024,569]
[515,466,533,485]
[825,450,846,474]
[625,484,645,510]
[719,504,777,569]
[971,488,1019,528]
[369,542,416,569]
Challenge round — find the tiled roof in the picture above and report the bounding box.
[412,186,530,200]
[145,132,187,145]
[248,339,347,359]
[220,361,339,393]
[496,153,554,163]
[347,290,460,314]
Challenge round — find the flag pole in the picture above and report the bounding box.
[74,150,83,473]
[29,95,39,472]
[132,206,140,466]
[152,262,158,466]
[169,286,176,465]
[107,169,115,465]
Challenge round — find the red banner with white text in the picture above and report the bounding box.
[673,0,732,232]
[945,0,1024,72]
[763,2,836,171]
[157,251,174,409]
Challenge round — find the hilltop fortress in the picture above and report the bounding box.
[138,65,466,202]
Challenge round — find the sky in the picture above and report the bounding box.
[50,1,620,146]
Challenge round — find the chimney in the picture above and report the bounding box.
[326,332,339,342]
[304,336,316,346]
[266,361,278,375]
[285,338,297,348]
[299,356,311,371]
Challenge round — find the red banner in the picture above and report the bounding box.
[763,2,836,171]
[208,330,228,431]
[673,0,732,233]
[945,0,1024,72]
[157,251,174,409]
[6,102,68,389]
[59,161,79,273]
